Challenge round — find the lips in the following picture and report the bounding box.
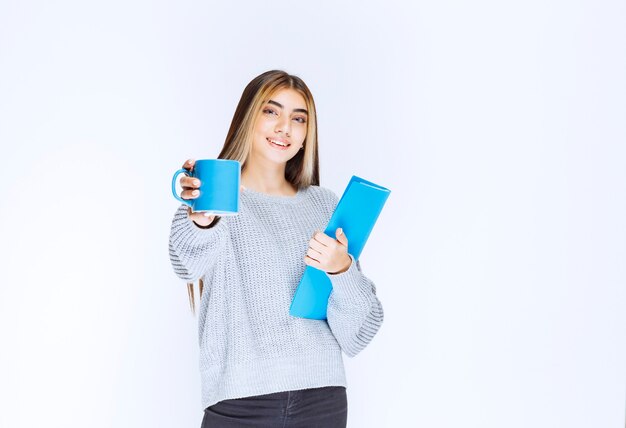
[267,137,291,148]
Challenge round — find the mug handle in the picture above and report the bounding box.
[172,168,193,207]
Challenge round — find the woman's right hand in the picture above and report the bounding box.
[180,159,244,227]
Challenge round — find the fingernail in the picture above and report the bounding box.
[193,180,200,186]
[203,212,212,217]
[338,228,343,235]
[192,190,199,195]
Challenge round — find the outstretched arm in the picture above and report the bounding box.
[168,204,227,282]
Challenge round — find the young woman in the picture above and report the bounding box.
[169,70,384,428]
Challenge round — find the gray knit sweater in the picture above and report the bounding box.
[168,184,384,409]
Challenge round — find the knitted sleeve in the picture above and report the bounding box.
[326,253,384,357]
[321,188,384,357]
[168,203,228,282]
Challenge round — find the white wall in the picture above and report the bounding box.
[0,1,624,427]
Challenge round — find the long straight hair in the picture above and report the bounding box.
[187,70,321,313]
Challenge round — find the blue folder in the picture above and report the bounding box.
[289,175,391,320]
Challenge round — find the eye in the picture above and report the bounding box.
[263,108,277,115]
[294,117,307,124]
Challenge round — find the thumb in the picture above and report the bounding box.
[335,228,348,246]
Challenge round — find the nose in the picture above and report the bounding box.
[275,115,291,137]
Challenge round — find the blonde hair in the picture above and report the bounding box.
[187,70,321,313]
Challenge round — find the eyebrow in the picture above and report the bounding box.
[267,100,308,115]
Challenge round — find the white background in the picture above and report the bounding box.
[1,1,624,427]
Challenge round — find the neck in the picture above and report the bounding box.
[241,161,295,195]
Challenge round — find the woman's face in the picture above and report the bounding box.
[250,88,308,165]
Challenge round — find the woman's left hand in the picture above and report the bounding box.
[304,228,352,274]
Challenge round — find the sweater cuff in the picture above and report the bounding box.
[326,254,371,301]
[172,204,227,244]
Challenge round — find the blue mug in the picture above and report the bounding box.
[172,159,241,215]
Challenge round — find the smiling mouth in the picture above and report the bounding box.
[267,137,291,148]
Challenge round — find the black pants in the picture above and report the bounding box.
[201,386,348,428]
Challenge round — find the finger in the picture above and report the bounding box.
[306,247,323,261]
[182,158,195,171]
[181,176,201,189]
[181,189,200,200]
[304,254,321,268]
[312,231,335,246]
[189,212,215,224]
[308,239,326,254]
[335,228,349,246]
